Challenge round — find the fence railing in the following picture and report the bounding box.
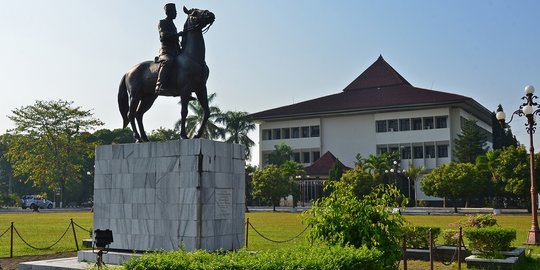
[0,218,92,258]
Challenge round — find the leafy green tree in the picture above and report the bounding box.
[328,161,345,182]
[267,143,293,166]
[90,128,134,145]
[492,105,519,150]
[252,165,289,211]
[175,93,224,139]
[453,119,488,163]
[280,160,305,207]
[148,127,181,141]
[403,162,426,206]
[339,166,377,198]
[421,162,484,213]
[305,183,406,268]
[218,111,255,159]
[6,100,103,206]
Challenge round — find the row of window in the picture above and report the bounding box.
[377,143,449,159]
[262,125,320,140]
[262,150,321,165]
[376,116,448,133]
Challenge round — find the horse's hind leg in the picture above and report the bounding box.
[136,96,158,142]
[128,99,142,142]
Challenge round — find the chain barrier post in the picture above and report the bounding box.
[458,226,462,270]
[10,222,14,258]
[245,218,249,249]
[71,219,80,251]
[429,228,433,270]
[402,234,407,270]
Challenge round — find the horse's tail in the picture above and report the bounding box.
[118,74,129,129]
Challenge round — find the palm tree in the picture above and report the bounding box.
[175,93,225,139]
[404,162,426,206]
[219,111,256,159]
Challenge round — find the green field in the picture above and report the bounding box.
[0,212,93,258]
[1,211,539,269]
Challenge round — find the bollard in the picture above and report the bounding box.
[402,235,407,270]
[10,222,14,258]
[429,228,433,270]
[71,219,80,251]
[245,218,249,249]
[457,226,462,270]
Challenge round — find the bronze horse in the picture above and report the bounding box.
[118,7,215,142]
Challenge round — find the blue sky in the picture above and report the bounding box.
[0,1,539,164]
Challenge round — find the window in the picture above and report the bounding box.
[301,126,310,138]
[272,129,281,139]
[412,118,422,130]
[401,146,411,159]
[438,145,449,158]
[376,120,387,133]
[377,145,388,155]
[388,119,398,132]
[282,128,290,139]
[312,151,321,162]
[425,145,435,158]
[262,129,272,140]
[436,116,448,129]
[291,127,300,138]
[302,152,311,163]
[399,119,410,131]
[423,117,434,129]
[293,152,301,163]
[310,126,320,137]
[413,146,423,159]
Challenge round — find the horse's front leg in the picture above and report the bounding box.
[194,86,210,139]
[179,95,189,139]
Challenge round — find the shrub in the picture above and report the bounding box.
[460,214,497,228]
[304,183,406,268]
[403,226,441,249]
[123,245,386,270]
[440,229,460,246]
[464,227,516,258]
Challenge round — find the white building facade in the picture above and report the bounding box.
[251,56,493,203]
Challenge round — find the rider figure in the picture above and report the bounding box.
[155,3,180,95]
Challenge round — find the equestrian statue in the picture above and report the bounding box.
[118,4,215,142]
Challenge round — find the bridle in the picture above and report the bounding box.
[183,11,214,34]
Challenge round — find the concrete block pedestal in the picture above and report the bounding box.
[93,139,245,252]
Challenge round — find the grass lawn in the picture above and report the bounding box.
[2,210,540,269]
[0,211,93,258]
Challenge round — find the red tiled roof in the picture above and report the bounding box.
[304,151,351,176]
[250,56,475,120]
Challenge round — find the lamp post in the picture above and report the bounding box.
[496,84,540,245]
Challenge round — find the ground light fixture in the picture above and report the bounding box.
[93,229,114,268]
[496,84,540,245]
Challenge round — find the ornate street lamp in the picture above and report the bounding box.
[496,85,540,245]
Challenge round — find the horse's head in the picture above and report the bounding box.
[183,6,215,32]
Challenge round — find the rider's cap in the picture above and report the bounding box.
[164,3,176,11]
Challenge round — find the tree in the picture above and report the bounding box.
[218,111,255,159]
[6,100,103,206]
[403,162,426,206]
[175,93,224,139]
[453,119,488,163]
[339,166,377,198]
[492,105,519,150]
[305,182,406,268]
[280,160,305,207]
[267,143,293,166]
[421,162,484,213]
[148,127,181,141]
[252,165,290,211]
[90,128,134,145]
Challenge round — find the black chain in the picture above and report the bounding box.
[248,222,309,243]
[13,222,72,250]
[72,220,92,234]
[0,227,10,238]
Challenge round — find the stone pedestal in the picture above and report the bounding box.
[93,139,245,252]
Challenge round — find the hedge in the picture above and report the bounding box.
[464,227,516,258]
[123,245,387,270]
[403,226,441,249]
